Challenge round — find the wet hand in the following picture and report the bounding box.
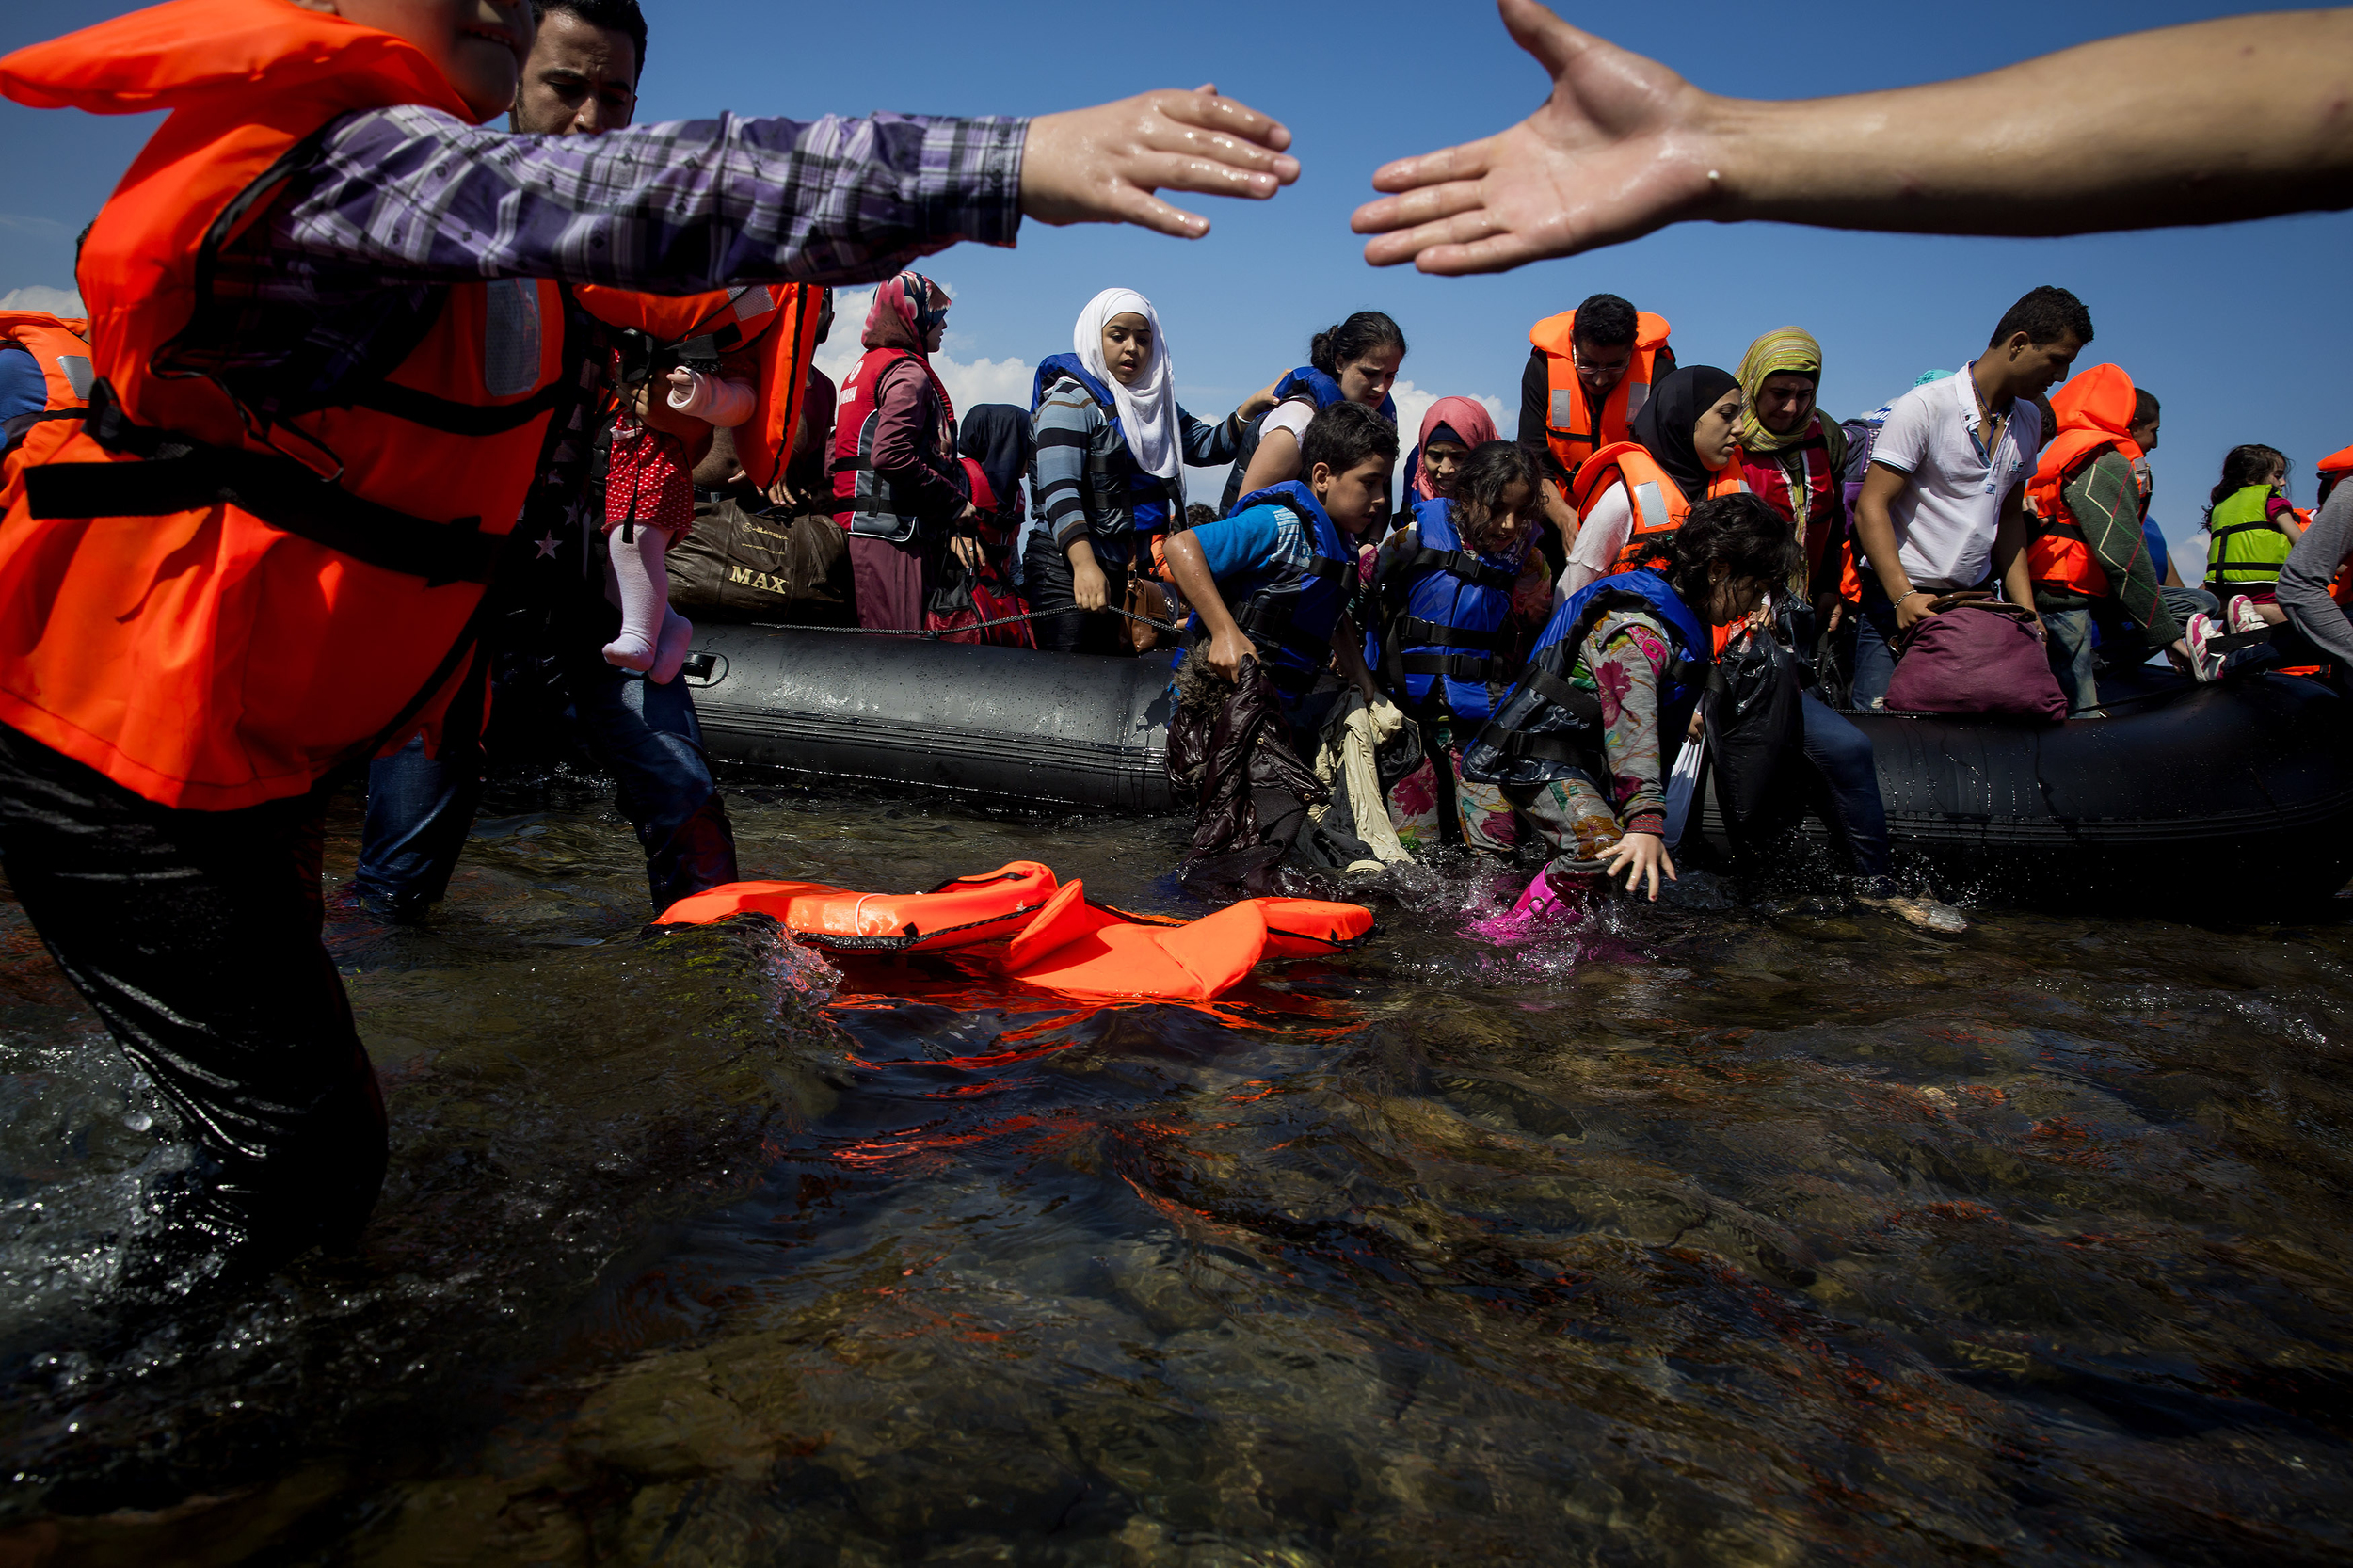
[950,534,983,571]
[1238,379,1283,423]
[1352,0,1717,274]
[2166,636,2194,674]
[1072,558,1110,613]
[1206,626,1252,683]
[1022,86,1299,238]
[1601,830,1676,902]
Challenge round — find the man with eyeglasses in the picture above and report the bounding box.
[1518,292,1675,544]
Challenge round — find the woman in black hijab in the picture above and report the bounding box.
[1559,364,1743,597]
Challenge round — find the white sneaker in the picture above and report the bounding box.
[2227,595,2267,635]
[2184,613,2228,681]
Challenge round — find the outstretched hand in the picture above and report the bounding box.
[1023,86,1299,238]
[1352,0,1717,274]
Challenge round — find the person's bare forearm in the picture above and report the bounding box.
[1993,494,2038,616]
[1706,13,2353,236]
[1162,536,1237,638]
[1853,472,1911,601]
[1354,2,2353,274]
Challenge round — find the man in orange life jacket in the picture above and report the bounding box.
[1517,292,1674,541]
[0,0,1301,1288]
[356,0,751,927]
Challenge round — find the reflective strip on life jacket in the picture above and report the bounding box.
[2206,485,2296,587]
[1529,310,1670,478]
[1571,442,1748,575]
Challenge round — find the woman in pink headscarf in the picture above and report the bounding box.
[1404,396,1500,505]
[832,273,977,632]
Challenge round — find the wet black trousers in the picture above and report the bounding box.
[0,723,383,1275]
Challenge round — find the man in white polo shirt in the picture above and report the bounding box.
[1849,287,2092,708]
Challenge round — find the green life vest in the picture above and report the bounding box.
[2206,484,2293,587]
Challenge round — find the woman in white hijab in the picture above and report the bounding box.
[1023,287,1275,654]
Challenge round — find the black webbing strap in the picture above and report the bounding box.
[2211,520,2283,540]
[1469,718,1592,766]
[1403,545,1515,593]
[2034,515,2091,544]
[1400,652,1497,680]
[1,408,86,450]
[1392,614,1508,654]
[345,376,563,437]
[25,442,501,587]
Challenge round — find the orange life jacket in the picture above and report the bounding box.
[0,0,569,811]
[0,311,92,465]
[572,282,824,489]
[654,861,1374,1000]
[2025,364,2144,599]
[1572,440,1750,576]
[1529,309,1671,479]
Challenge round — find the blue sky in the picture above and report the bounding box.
[5,0,2347,554]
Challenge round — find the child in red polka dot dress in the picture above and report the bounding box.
[603,360,756,681]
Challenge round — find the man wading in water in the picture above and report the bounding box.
[0,0,1302,1289]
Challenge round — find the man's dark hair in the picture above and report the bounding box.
[1665,493,1801,605]
[1988,286,2093,350]
[2131,389,2160,428]
[1570,293,1640,349]
[1301,401,1400,477]
[531,0,648,80]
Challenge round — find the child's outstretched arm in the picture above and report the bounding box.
[1353,0,2353,275]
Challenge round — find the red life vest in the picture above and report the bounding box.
[1738,419,1845,583]
[831,345,960,541]
[1572,440,1749,576]
[0,311,92,467]
[2025,364,2145,599]
[572,282,823,488]
[1529,309,1671,480]
[0,0,569,811]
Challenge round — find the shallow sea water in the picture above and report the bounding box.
[1,776,2350,1566]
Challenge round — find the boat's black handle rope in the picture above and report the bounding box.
[746,605,1185,640]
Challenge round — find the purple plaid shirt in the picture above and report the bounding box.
[189,105,1024,417]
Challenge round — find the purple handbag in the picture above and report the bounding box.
[1883,595,2068,720]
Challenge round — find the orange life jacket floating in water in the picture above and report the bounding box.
[656,861,1063,952]
[654,861,1373,999]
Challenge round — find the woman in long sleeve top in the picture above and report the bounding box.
[1025,288,1271,654]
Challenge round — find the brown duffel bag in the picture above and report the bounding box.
[668,490,854,625]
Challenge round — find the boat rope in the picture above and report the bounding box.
[748,604,1185,641]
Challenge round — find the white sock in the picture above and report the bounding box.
[603,524,674,672]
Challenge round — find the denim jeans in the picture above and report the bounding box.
[2042,586,2218,712]
[1849,574,1902,711]
[1798,690,1891,878]
[359,643,736,919]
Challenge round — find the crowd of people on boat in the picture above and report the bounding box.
[3,0,2348,1286]
[636,269,2347,932]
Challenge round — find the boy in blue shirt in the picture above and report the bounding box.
[1160,402,1395,885]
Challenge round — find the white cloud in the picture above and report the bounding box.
[0,285,85,315]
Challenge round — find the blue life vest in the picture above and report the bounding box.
[1371,498,1529,722]
[1269,365,1400,425]
[1217,366,1401,516]
[1030,354,1180,539]
[1459,570,1713,785]
[1193,479,1355,695]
